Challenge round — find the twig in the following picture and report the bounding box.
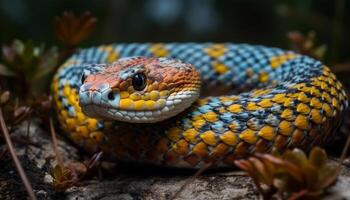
[287,189,308,200]
[49,117,63,167]
[0,107,37,200]
[75,151,104,182]
[25,119,31,154]
[337,134,350,173]
[86,151,103,169]
[170,163,212,200]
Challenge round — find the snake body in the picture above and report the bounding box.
[52,43,348,168]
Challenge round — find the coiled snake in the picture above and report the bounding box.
[52,43,348,168]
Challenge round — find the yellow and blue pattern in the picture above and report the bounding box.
[52,43,348,168]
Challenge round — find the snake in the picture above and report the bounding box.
[52,43,348,168]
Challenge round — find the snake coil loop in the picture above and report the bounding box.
[53,43,348,168]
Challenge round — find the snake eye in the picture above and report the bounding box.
[132,73,147,91]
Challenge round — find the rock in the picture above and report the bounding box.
[65,172,259,200]
[0,120,77,200]
[0,154,59,200]
[10,119,79,168]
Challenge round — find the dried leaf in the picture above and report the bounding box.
[52,164,75,191]
[67,162,87,176]
[12,106,31,124]
[13,106,30,118]
[235,160,254,174]
[0,91,10,105]
[54,11,97,47]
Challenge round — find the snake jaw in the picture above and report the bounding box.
[78,56,201,123]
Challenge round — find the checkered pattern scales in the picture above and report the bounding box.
[52,43,348,168]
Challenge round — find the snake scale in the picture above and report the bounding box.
[52,43,348,168]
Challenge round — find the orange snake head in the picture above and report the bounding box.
[79,56,201,123]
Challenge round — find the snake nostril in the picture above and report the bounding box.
[107,91,115,101]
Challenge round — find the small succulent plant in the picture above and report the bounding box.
[0,88,31,128]
[0,89,10,106]
[235,147,338,200]
[1,11,98,100]
[52,151,103,192]
[0,10,99,199]
[0,40,59,98]
[287,31,327,61]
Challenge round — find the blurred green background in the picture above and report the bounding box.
[0,0,349,64]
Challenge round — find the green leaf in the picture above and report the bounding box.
[13,40,25,54]
[262,154,304,182]
[304,39,314,50]
[283,149,308,167]
[52,165,63,181]
[1,45,16,62]
[318,164,338,189]
[0,64,15,76]
[249,157,273,185]
[0,91,10,105]
[309,147,327,168]
[33,47,59,80]
[260,156,277,183]
[271,147,281,157]
[303,164,318,190]
[275,173,302,193]
[313,45,327,60]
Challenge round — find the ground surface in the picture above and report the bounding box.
[1,121,350,200]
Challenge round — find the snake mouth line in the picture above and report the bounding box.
[82,104,171,123]
[81,97,196,123]
[79,88,200,123]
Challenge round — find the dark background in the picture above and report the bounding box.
[0,0,349,64]
[0,2,350,198]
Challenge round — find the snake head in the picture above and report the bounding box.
[79,56,201,123]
